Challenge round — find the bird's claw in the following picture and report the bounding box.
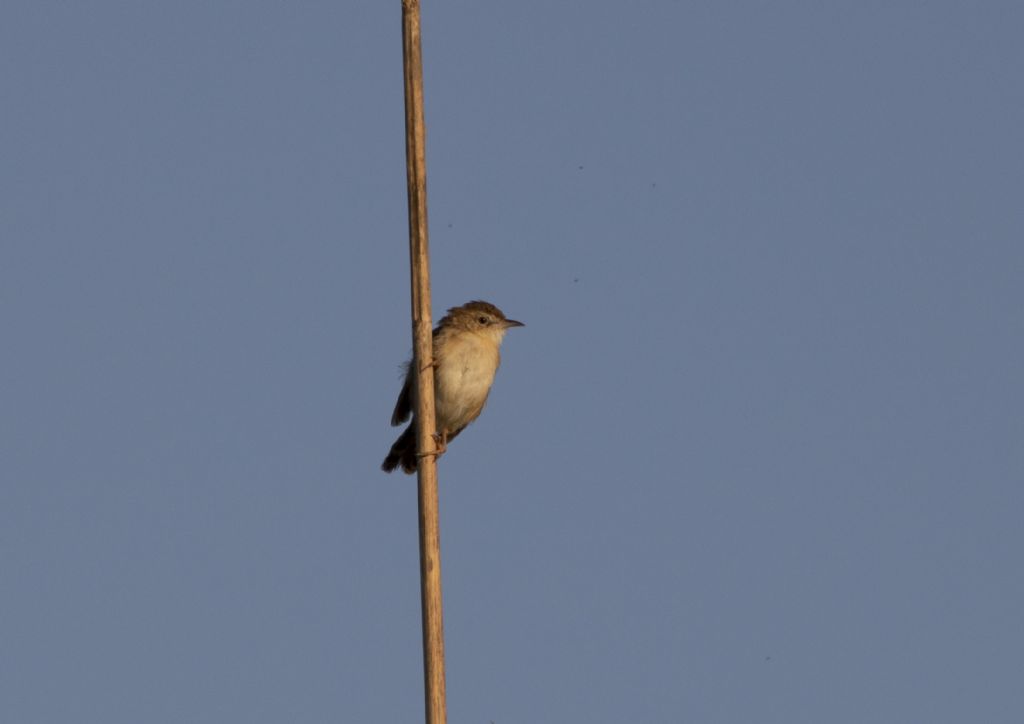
[415,431,448,460]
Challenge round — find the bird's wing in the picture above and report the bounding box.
[390,368,412,426]
[390,324,444,426]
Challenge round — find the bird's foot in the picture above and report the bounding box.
[416,431,448,460]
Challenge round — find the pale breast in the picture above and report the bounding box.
[433,332,501,432]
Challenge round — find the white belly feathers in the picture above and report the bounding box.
[433,331,501,432]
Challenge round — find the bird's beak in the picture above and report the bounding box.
[503,318,525,329]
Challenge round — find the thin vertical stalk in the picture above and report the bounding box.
[401,1,447,723]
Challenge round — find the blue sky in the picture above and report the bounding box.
[3,2,1023,722]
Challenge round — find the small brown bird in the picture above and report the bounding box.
[382,301,524,474]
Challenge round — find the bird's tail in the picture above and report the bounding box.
[381,425,417,474]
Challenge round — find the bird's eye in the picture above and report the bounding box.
[478,316,490,325]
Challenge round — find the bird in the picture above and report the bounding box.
[382,300,523,474]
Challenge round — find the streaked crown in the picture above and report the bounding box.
[439,300,524,332]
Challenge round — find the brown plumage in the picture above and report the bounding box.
[382,301,523,473]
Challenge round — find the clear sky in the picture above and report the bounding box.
[3,2,1022,722]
